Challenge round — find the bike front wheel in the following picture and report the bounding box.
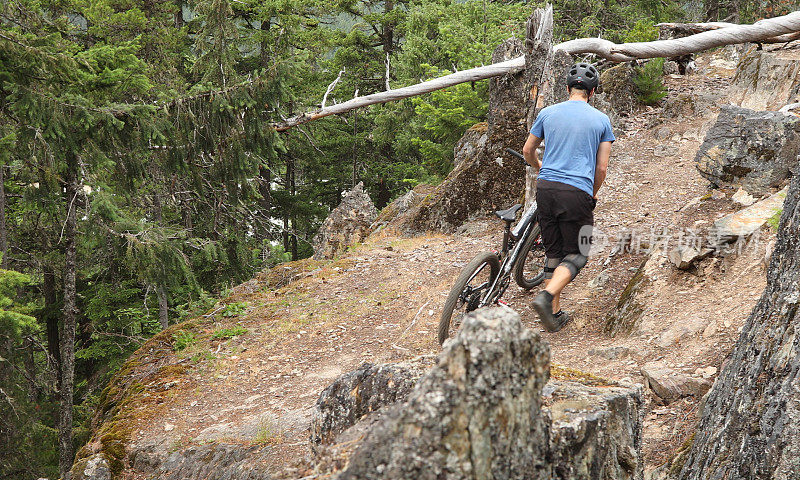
[513,223,546,290]
[438,251,500,345]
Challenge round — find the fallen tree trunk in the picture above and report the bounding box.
[273,10,800,131]
[274,57,525,131]
[657,21,800,43]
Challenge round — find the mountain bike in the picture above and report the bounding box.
[437,148,546,345]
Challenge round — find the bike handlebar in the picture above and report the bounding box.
[505,148,525,162]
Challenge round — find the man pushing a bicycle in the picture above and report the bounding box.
[522,63,614,332]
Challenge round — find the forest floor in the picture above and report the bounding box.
[112,49,776,478]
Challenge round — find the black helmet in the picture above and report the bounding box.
[566,63,599,92]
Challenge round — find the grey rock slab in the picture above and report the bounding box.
[312,182,378,260]
[695,105,800,196]
[72,454,111,480]
[544,380,644,480]
[710,185,788,242]
[668,245,713,270]
[310,361,424,447]
[640,363,712,404]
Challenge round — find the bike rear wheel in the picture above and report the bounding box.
[438,251,500,345]
[513,223,546,290]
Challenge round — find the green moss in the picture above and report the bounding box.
[551,364,619,387]
[668,431,696,476]
[605,258,648,336]
[768,208,783,231]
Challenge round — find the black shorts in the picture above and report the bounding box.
[535,178,595,259]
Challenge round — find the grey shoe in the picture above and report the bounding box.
[533,291,557,331]
[550,310,570,332]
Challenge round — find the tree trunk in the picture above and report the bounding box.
[43,269,60,377]
[59,153,79,479]
[289,159,297,261]
[0,163,7,269]
[258,165,272,239]
[679,172,800,478]
[283,157,292,254]
[157,285,169,330]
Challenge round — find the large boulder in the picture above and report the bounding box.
[313,182,378,260]
[695,105,800,196]
[729,48,800,111]
[679,154,800,479]
[310,362,423,447]
[337,307,552,480]
[324,307,645,480]
[594,63,638,117]
[544,380,644,480]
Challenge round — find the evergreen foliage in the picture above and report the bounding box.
[633,58,668,105]
[0,0,715,475]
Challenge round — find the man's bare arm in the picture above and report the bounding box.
[593,141,611,198]
[522,134,543,170]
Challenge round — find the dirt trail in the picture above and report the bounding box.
[117,50,775,477]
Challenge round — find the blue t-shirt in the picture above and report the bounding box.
[530,100,615,196]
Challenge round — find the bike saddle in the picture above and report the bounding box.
[495,204,522,222]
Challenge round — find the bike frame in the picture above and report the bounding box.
[459,201,539,309]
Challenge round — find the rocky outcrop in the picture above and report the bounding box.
[72,454,112,480]
[313,182,378,260]
[695,105,800,196]
[338,307,552,480]
[318,307,645,480]
[729,48,800,111]
[679,166,800,479]
[595,63,638,117]
[605,246,669,337]
[130,443,271,480]
[453,125,489,169]
[710,185,788,242]
[370,183,435,233]
[544,380,644,480]
[667,186,788,270]
[310,362,423,447]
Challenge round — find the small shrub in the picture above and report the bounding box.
[254,416,284,445]
[633,58,667,106]
[211,325,248,340]
[172,330,196,351]
[768,208,783,231]
[221,301,248,317]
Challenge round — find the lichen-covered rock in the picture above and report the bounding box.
[130,443,271,480]
[679,164,800,479]
[454,124,489,169]
[595,63,638,116]
[730,48,800,111]
[337,307,552,480]
[313,182,378,260]
[544,380,644,480]
[695,105,800,196]
[71,454,112,480]
[310,362,424,447]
